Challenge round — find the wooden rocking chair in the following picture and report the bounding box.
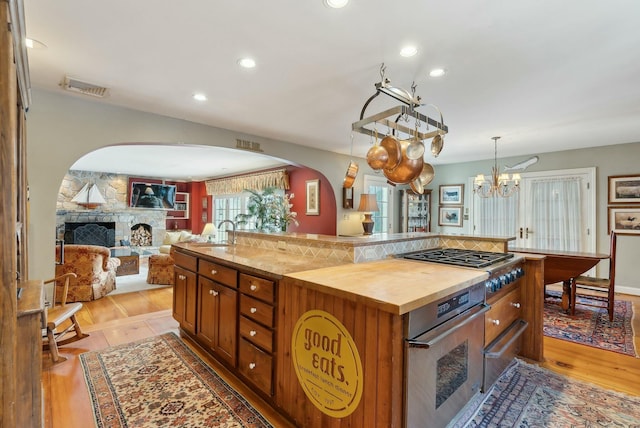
[43,273,89,362]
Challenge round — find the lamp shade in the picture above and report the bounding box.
[201,223,216,236]
[358,194,379,212]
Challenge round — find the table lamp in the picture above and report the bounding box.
[358,194,379,235]
[201,223,216,242]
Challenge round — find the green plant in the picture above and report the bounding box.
[236,187,298,232]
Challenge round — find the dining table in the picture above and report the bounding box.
[511,247,610,311]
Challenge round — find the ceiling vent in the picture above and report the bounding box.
[61,76,110,98]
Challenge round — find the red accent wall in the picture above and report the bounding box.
[286,167,336,235]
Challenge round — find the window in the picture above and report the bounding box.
[363,175,394,233]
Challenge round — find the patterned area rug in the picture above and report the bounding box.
[543,291,637,356]
[463,359,640,427]
[80,332,273,427]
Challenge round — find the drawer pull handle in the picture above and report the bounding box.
[250,284,258,291]
[211,269,217,275]
[250,307,257,314]
[511,302,521,308]
[249,363,256,370]
[250,330,257,336]
[211,290,219,297]
[178,274,186,280]
[491,319,500,326]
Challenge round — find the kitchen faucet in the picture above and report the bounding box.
[217,219,237,245]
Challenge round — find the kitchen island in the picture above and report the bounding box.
[172,232,543,427]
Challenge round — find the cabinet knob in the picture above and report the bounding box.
[250,307,257,314]
[511,302,521,308]
[210,290,219,297]
[250,284,258,291]
[178,274,186,280]
[211,269,217,275]
[249,363,256,370]
[491,319,500,326]
[250,330,257,336]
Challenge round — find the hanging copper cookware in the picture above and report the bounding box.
[343,161,358,188]
[383,139,424,185]
[380,135,401,170]
[366,130,389,170]
[419,163,435,186]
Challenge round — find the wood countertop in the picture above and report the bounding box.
[284,259,488,315]
[175,242,489,315]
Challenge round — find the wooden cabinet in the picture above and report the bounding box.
[197,276,238,366]
[173,250,278,398]
[238,273,276,396]
[173,265,197,335]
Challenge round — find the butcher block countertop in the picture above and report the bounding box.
[174,242,489,315]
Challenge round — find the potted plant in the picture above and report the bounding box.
[236,187,298,232]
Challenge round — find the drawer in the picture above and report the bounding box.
[239,273,275,303]
[238,338,273,396]
[198,259,237,287]
[173,251,197,272]
[485,287,522,345]
[240,294,274,328]
[240,316,273,353]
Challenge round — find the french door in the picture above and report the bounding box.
[363,175,394,233]
[472,167,595,252]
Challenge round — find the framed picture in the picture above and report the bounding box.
[439,206,463,227]
[439,184,464,205]
[608,206,640,235]
[202,197,208,209]
[306,179,320,215]
[608,174,640,204]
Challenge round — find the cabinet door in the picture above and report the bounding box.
[216,283,238,367]
[174,265,197,334]
[197,276,217,349]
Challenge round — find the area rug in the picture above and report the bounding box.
[461,358,640,427]
[80,332,273,427]
[543,291,637,357]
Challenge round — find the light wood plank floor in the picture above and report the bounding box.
[42,287,640,428]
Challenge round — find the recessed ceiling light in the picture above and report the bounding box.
[324,0,349,8]
[429,68,447,78]
[193,93,207,101]
[237,58,256,69]
[26,37,47,49]
[400,46,418,57]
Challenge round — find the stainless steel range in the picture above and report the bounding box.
[403,248,526,428]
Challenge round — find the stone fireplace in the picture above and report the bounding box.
[64,222,116,247]
[56,209,167,248]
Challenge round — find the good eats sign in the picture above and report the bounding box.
[291,310,363,418]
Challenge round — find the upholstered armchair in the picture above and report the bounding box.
[54,244,121,301]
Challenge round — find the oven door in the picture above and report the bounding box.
[405,304,489,428]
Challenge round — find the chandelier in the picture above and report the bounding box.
[473,137,520,198]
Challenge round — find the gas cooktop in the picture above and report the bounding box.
[403,248,514,269]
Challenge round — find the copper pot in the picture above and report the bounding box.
[419,163,435,187]
[343,161,358,188]
[366,144,389,170]
[380,135,401,170]
[383,140,423,184]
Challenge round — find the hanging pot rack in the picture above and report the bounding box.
[351,64,448,143]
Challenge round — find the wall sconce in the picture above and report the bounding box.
[201,223,216,242]
[358,194,379,235]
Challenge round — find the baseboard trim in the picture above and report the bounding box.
[617,285,640,297]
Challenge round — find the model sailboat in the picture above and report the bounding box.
[71,183,106,209]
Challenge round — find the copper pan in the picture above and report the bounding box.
[343,161,358,188]
[383,140,423,185]
[366,131,389,170]
[419,163,435,187]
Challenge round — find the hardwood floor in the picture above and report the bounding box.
[41,287,640,428]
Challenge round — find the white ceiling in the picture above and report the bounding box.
[24,0,640,180]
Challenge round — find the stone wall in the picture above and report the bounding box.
[57,170,167,246]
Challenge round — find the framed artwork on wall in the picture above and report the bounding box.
[439,206,463,227]
[439,184,464,205]
[608,174,640,204]
[608,206,640,235]
[306,179,320,215]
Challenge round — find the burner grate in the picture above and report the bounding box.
[403,248,514,268]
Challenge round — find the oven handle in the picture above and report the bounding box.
[484,319,529,358]
[407,304,490,349]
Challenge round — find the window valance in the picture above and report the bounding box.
[205,169,290,196]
